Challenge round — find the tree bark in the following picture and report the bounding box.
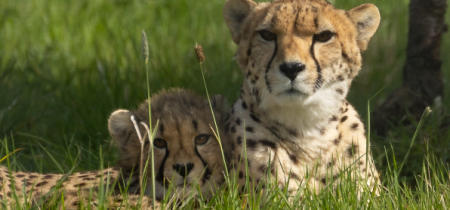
[373,0,448,135]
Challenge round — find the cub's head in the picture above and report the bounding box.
[108,89,230,200]
[224,0,380,109]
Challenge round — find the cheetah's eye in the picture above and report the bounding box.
[259,30,277,41]
[314,30,335,43]
[153,138,167,149]
[194,134,210,145]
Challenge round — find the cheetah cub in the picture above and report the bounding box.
[0,89,230,208]
[223,0,381,193]
[111,88,230,200]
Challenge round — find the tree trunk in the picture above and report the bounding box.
[373,0,448,135]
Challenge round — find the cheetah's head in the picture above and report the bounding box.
[108,89,230,200]
[224,0,379,111]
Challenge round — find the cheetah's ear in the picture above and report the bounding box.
[108,109,133,147]
[223,0,257,44]
[210,95,228,115]
[346,4,380,51]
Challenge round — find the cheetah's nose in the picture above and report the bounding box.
[280,62,305,81]
[173,163,194,178]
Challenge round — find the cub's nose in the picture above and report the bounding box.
[279,62,305,81]
[173,163,194,178]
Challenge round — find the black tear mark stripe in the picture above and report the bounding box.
[160,123,164,135]
[156,149,169,187]
[265,37,278,93]
[310,41,323,91]
[194,147,212,184]
[192,120,198,130]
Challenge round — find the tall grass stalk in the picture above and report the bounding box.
[397,107,432,173]
[142,30,157,209]
[366,86,385,178]
[195,43,230,181]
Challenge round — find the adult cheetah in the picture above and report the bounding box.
[222,0,381,194]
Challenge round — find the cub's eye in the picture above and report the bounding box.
[259,30,277,41]
[194,134,210,145]
[153,138,167,148]
[314,30,334,42]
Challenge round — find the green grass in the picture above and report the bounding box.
[0,0,450,208]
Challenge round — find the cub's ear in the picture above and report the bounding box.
[108,109,133,146]
[223,0,257,44]
[210,95,229,115]
[346,3,380,51]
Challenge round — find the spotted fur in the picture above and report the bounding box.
[223,0,380,193]
[0,89,230,208]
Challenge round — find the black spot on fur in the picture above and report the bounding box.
[343,108,349,113]
[43,174,54,179]
[347,144,358,157]
[252,63,255,68]
[342,52,348,59]
[260,140,277,149]
[237,136,242,145]
[192,120,197,130]
[242,101,247,109]
[351,123,359,130]
[327,160,335,168]
[330,115,338,121]
[337,75,344,81]
[341,116,348,122]
[290,173,300,180]
[36,181,48,187]
[250,114,260,123]
[72,201,80,206]
[83,177,95,181]
[16,174,25,178]
[336,89,344,95]
[247,48,251,56]
[246,139,257,148]
[245,127,254,133]
[333,139,340,145]
[239,171,244,179]
[225,123,230,133]
[236,118,241,125]
[231,126,236,133]
[259,165,267,173]
[320,128,325,135]
[314,18,318,28]
[289,154,299,164]
[253,88,262,105]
